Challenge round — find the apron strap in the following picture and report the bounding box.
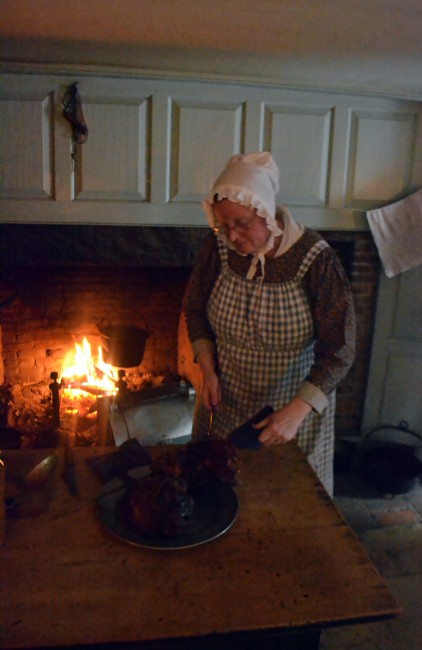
[216,235,229,267]
[295,240,329,281]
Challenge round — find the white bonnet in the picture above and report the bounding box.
[203,151,283,240]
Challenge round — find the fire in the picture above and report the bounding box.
[61,337,118,396]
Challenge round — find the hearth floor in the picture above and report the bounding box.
[319,465,422,650]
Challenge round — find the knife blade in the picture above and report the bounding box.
[25,453,59,488]
[207,407,214,437]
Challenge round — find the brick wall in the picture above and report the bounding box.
[326,232,381,437]
[0,266,191,386]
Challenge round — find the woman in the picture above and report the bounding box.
[183,152,355,494]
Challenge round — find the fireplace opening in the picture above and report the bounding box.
[0,262,196,448]
[0,224,380,450]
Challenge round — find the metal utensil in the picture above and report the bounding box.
[207,408,214,437]
[25,454,59,488]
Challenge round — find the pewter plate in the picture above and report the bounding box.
[96,475,238,550]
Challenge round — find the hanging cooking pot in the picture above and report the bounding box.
[358,420,422,495]
[99,325,150,367]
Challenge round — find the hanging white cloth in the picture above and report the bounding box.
[366,189,422,278]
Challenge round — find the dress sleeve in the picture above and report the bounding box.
[183,232,221,358]
[299,246,356,411]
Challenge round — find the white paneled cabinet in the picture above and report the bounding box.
[1,73,421,227]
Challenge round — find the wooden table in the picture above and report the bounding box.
[1,442,400,650]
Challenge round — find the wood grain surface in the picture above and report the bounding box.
[1,442,400,649]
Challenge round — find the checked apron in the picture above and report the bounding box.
[193,237,336,494]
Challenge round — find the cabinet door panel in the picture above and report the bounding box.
[382,353,422,426]
[74,99,149,201]
[363,266,422,433]
[263,105,333,206]
[346,110,417,208]
[0,95,54,199]
[169,100,244,202]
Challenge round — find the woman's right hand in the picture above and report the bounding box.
[197,351,221,410]
[201,370,221,410]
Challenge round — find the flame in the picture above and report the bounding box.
[61,337,118,396]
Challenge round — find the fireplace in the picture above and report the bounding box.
[0,223,380,448]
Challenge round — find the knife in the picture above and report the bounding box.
[62,446,78,496]
[25,453,59,488]
[207,408,214,437]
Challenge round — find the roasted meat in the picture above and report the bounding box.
[151,439,240,486]
[187,439,240,486]
[150,447,192,480]
[118,439,239,537]
[119,475,194,538]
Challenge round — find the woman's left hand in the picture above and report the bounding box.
[255,397,312,445]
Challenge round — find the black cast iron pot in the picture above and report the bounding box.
[359,421,422,495]
[99,325,150,368]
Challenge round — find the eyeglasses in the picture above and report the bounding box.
[213,213,258,236]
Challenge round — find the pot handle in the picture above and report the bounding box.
[97,311,148,330]
[361,420,422,449]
